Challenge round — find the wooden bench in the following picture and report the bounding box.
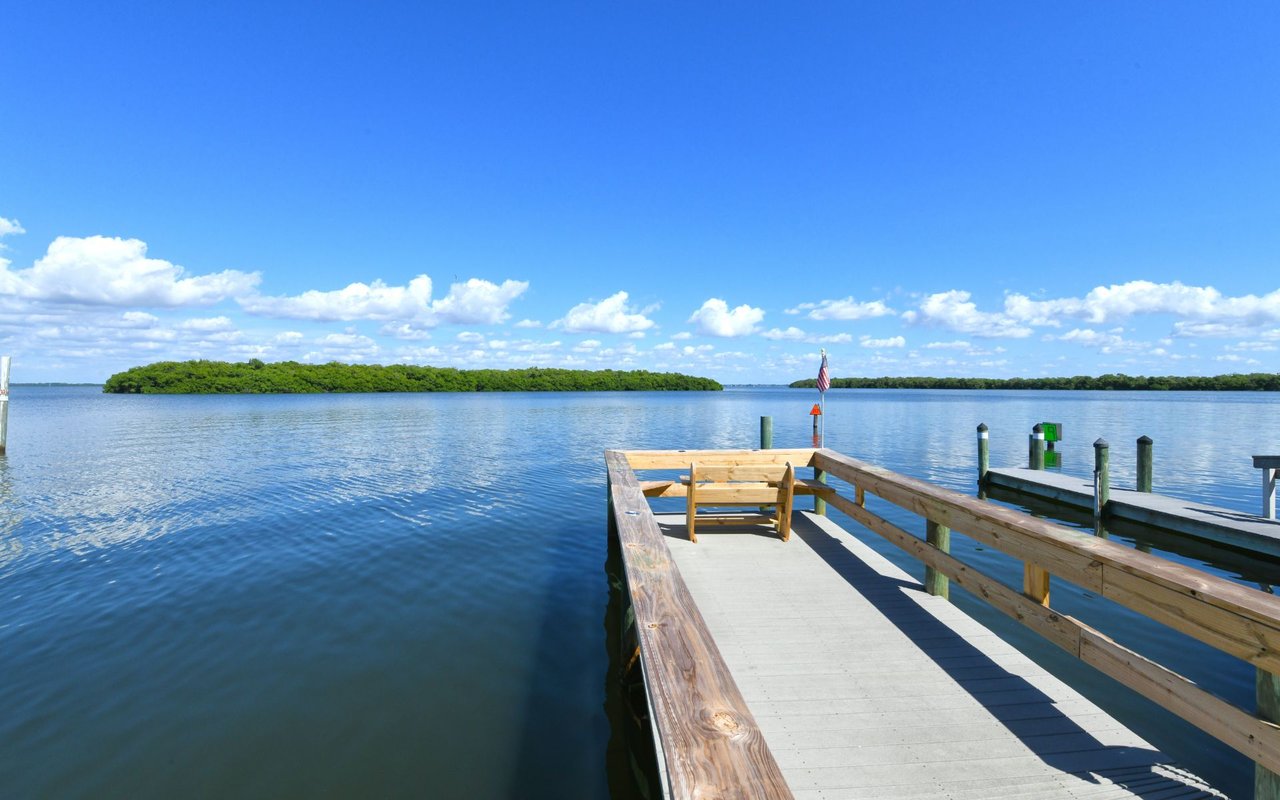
[683,462,796,543]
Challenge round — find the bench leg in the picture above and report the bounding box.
[686,481,698,543]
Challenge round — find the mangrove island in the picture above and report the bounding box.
[790,372,1280,391]
[103,360,723,394]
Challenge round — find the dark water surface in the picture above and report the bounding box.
[2,386,1278,798]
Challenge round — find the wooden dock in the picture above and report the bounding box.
[986,466,1280,558]
[607,447,1280,799]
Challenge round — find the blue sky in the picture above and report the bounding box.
[2,2,1278,383]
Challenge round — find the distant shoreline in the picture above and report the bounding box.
[102,360,723,394]
[789,373,1280,391]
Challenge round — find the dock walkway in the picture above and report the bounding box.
[986,467,1280,558]
[607,447,1280,799]
[660,510,1217,799]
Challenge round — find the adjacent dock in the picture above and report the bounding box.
[985,466,1280,558]
[607,447,1280,799]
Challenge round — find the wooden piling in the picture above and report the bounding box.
[0,356,10,456]
[1094,438,1110,535]
[924,519,949,599]
[1137,435,1153,493]
[760,416,773,450]
[1260,456,1280,520]
[1029,423,1045,470]
[977,423,989,485]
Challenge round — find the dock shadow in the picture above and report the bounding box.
[656,514,789,542]
[776,513,1216,799]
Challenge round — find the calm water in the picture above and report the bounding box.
[2,386,1278,798]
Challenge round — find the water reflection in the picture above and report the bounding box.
[2,385,1277,798]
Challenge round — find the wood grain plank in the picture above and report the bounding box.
[624,448,817,470]
[1079,626,1280,774]
[606,450,793,800]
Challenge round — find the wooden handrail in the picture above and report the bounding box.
[606,449,793,800]
[812,448,1280,775]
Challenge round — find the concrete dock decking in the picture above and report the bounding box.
[987,467,1280,558]
[657,510,1220,800]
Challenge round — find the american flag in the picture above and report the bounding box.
[816,350,830,393]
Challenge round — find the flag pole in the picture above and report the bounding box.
[819,348,827,448]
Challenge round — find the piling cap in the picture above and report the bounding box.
[1094,438,1109,448]
[977,422,988,432]
[1032,423,1043,433]
[1137,435,1152,444]
[810,404,822,415]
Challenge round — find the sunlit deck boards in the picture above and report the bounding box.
[656,510,1220,800]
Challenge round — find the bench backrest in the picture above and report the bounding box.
[690,463,790,483]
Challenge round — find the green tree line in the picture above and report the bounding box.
[103,360,723,394]
[790,373,1280,391]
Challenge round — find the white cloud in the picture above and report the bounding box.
[243,275,526,325]
[1056,328,1150,354]
[1225,341,1277,352]
[119,311,159,327]
[306,332,380,362]
[761,326,807,341]
[0,235,260,307]
[380,321,433,340]
[241,276,432,321]
[512,340,561,352]
[903,290,1033,338]
[689,298,764,337]
[654,342,676,351]
[925,340,971,350]
[431,278,528,324]
[515,318,542,329]
[178,316,235,332]
[573,339,602,352]
[0,217,25,238]
[762,326,854,344]
[456,331,485,343]
[860,335,905,349]
[671,331,692,340]
[904,281,1280,342]
[1006,281,1280,327]
[555,291,656,334]
[788,297,895,320]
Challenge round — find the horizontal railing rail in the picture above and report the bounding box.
[812,448,1280,778]
[606,449,793,800]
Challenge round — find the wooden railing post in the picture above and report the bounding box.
[1260,668,1280,800]
[1029,423,1045,470]
[925,520,949,599]
[1137,435,1153,493]
[1023,564,1050,606]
